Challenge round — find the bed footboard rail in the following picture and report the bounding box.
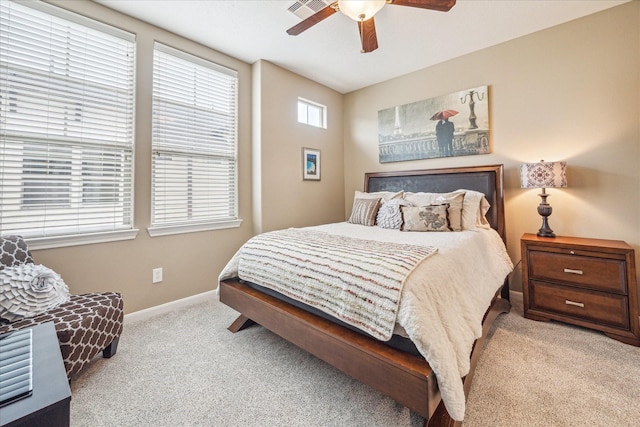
[219,279,440,420]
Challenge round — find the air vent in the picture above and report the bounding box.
[288,0,334,20]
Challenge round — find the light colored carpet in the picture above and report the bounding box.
[70,298,640,426]
[465,304,640,427]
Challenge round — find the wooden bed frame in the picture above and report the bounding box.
[219,164,510,426]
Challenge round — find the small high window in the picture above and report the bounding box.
[297,98,326,129]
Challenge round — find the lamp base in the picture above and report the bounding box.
[537,228,556,238]
[536,192,556,238]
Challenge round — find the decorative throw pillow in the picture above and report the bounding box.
[0,264,70,322]
[401,204,451,232]
[0,235,34,270]
[403,191,465,231]
[376,199,414,230]
[348,198,382,226]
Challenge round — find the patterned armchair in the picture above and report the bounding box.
[0,235,124,379]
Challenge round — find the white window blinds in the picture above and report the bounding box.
[151,43,239,234]
[0,1,136,241]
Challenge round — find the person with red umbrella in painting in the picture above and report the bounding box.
[431,109,457,157]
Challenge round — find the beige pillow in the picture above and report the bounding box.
[354,190,403,202]
[348,198,382,226]
[456,189,491,230]
[403,191,464,231]
[477,196,491,229]
[400,204,450,232]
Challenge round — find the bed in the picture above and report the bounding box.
[218,164,512,426]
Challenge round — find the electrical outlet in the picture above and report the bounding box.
[152,268,163,283]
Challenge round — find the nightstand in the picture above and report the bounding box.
[521,233,640,346]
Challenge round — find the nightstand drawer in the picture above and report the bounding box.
[529,280,629,329]
[528,250,626,294]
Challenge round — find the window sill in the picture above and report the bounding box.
[26,229,139,250]
[147,219,243,237]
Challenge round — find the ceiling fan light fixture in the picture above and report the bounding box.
[338,0,386,22]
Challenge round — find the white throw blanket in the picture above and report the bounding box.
[219,223,513,421]
[234,228,437,340]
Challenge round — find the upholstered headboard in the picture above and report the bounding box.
[364,164,505,243]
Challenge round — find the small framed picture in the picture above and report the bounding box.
[302,148,321,181]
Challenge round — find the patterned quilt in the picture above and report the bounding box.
[235,228,437,340]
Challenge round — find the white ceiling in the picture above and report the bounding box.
[94,0,628,94]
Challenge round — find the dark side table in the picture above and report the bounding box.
[0,322,71,427]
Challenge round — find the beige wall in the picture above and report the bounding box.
[252,60,345,233]
[343,2,640,296]
[32,1,255,314]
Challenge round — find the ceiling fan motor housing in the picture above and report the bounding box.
[338,0,386,22]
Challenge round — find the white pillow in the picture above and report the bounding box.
[376,198,414,229]
[456,189,491,230]
[403,191,465,231]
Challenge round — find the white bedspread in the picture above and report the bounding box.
[219,222,513,421]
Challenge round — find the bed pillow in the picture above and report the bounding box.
[400,204,450,232]
[477,196,491,229]
[457,189,491,230]
[376,199,414,230]
[354,190,403,202]
[348,198,382,226]
[403,191,464,231]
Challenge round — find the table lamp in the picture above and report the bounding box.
[520,160,567,238]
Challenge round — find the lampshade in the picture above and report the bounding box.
[520,161,567,189]
[338,0,386,22]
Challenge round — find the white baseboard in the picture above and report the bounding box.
[124,290,216,325]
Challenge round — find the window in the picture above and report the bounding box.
[297,97,326,129]
[0,1,137,247]
[150,43,240,236]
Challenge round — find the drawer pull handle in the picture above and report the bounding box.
[565,300,585,308]
[563,268,583,275]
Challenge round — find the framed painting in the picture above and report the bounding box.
[378,85,490,163]
[302,148,321,181]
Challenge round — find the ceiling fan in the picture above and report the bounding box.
[286,0,456,53]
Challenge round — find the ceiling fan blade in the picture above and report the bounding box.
[286,3,338,36]
[357,17,378,53]
[389,0,456,12]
